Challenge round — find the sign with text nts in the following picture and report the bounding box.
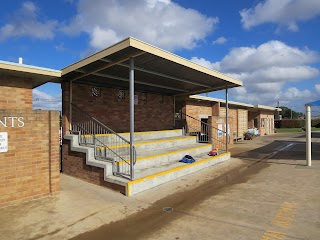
[0,117,25,128]
[0,132,8,152]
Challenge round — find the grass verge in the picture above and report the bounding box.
[275,128,320,133]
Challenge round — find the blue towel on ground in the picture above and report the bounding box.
[179,155,195,164]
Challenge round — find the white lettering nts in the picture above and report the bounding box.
[0,117,25,128]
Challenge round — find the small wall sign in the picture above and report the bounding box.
[0,132,8,152]
[216,119,224,124]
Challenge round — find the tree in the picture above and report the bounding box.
[279,106,304,119]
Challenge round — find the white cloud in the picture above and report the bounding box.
[89,27,122,50]
[316,84,320,94]
[192,40,320,107]
[240,0,320,31]
[33,89,61,111]
[213,37,227,45]
[62,0,218,51]
[282,87,312,100]
[190,57,220,70]
[55,43,68,52]
[0,2,58,42]
[218,41,319,73]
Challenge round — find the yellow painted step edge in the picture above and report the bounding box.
[82,129,182,138]
[126,152,230,196]
[118,144,211,165]
[96,136,195,150]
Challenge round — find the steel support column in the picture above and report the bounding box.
[129,58,135,180]
[225,88,229,152]
[173,96,176,127]
[306,105,311,166]
[69,81,73,133]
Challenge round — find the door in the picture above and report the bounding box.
[199,118,209,143]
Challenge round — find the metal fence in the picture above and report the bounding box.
[177,112,229,152]
[71,104,136,180]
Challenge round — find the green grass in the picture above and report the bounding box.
[275,128,303,133]
[275,127,320,133]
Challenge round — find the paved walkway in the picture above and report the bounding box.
[1,132,319,240]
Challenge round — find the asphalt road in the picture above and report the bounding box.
[71,133,320,240]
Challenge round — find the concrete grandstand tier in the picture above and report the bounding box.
[64,129,230,196]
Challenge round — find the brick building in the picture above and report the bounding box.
[185,95,278,141]
[58,37,243,194]
[248,105,278,136]
[0,61,61,207]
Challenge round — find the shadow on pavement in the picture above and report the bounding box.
[293,132,320,138]
[232,139,320,165]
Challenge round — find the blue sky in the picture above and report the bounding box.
[1,0,319,113]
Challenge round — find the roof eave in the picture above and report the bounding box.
[0,61,61,88]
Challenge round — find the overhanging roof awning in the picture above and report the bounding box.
[57,37,243,95]
[0,60,61,88]
[189,95,254,108]
[189,95,281,112]
[306,100,320,106]
[252,104,280,111]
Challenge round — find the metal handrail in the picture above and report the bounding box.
[71,103,136,180]
[178,112,229,152]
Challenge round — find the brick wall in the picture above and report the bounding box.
[0,75,33,110]
[62,82,174,134]
[212,102,220,116]
[183,100,235,150]
[62,139,125,194]
[208,116,234,149]
[237,109,248,139]
[248,110,275,135]
[186,100,212,119]
[259,110,275,135]
[220,106,238,139]
[0,110,60,208]
[248,111,259,129]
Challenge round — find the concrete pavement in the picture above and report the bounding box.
[1,132,319,240]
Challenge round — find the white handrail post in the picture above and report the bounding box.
[306,105,312,166]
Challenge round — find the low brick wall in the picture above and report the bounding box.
[0,110,60,208]
[62,139,125,194]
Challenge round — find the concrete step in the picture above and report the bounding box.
[95,136,197,157]
[127,143,213,170]
[106,152,230,196]
[82,129,183,145]
[120,129,183,141]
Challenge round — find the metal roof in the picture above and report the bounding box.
[57,37,243,95]
[189,95,281,111]
[253,104,279,111]
[189,95,254,108]
[0,60,61,88]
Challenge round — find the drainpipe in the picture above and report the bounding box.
[129,58,135,180]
